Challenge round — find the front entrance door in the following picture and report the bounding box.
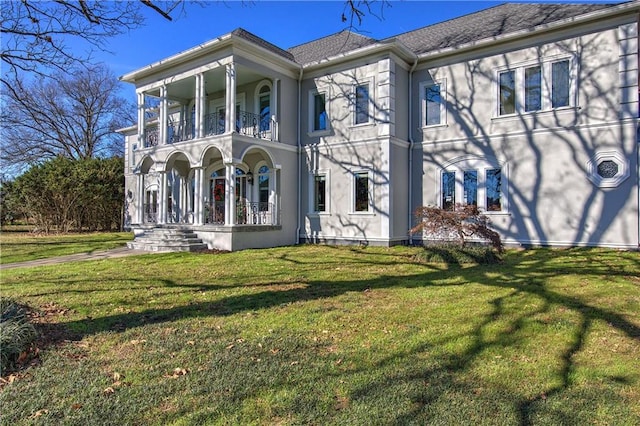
[144,190,158,223]
[209,177,226,224]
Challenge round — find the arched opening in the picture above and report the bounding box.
[255,81,272,139]
[165,151,193,223]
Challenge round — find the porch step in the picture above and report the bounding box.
[127,226,208,252]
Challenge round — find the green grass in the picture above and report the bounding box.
[0,242,639,425]
[0,231,133,264]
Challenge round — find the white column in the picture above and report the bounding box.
[193,167,204,225]
[225,63,236,134]
[159,171,168,224]
[136,173,144,224]
[195,73,205,139]
[159,85,168,145]
[273,168,279,225]
[226,163,236,225]
[179,178,187,223]
[137,91,146,148]
[272,78,279,141]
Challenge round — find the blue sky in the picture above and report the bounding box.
[86,1,616,97]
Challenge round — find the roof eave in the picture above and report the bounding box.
[417,1,640,62]
[302,39,417,71]
[119,32,301,83]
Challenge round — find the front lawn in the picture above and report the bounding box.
[1,245,638,425]
[0,231,133,264]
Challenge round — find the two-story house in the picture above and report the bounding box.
[120,1,639,251]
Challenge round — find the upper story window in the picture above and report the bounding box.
[354,83,370,125]
[498,57,573,116]
[420,80,446,127]
[258,85,271,132]
[311,91,328,132]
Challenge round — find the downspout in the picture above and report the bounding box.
[407,56,418,245]
[296,65,304,245]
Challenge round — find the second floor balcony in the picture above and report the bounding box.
[142,110,276,148]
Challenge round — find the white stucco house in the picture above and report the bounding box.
[120,1,640,251]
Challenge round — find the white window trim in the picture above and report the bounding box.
[308,88,330,136]
[254,80,272,129]
[350,169,374,215]
[352,79,375,127]
[308,169,331,215]
[494,55,577,118]
[436,156,509,214]
[253,160,273,206]
[419,79,447,128]
[586,150,630,188]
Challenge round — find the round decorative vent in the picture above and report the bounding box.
[596,160,618,179]
[586,151,629,188]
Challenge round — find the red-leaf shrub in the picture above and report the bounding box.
[410,204,503,253]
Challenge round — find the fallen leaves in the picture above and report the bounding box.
[28,409,49,419]
[102,371,130,395]
[164,367,189,379]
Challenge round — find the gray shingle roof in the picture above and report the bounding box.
[389,3,614,55]
[284,2,616,65]
[287,30,379,65]
[231,28,296,62]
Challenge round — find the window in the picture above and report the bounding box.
[439,158,507,213]
[355,84,370,125]
[425,84,442,125]
[463,171,478,206]
[354,172,369,212]
[312,92,327,132]
[498,58,573,116]
[258,86,271,132]
[551,60,570,108]
[499,71,516,115]
[420,80,445,127]
[485,169,502,211]
[586,150,630,188]
[524,66,542,112]
[258,165,270,211]
[314,175,326,212]
[442,171,455,211]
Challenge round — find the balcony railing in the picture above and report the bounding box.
[168,118,195,144]
[205,201,226,225]
[203,110,274,140]
[144,126,159,148]
[237,111,274,140]
[237,201,275,225]
[140,110,275,148]
[204,201,276,225]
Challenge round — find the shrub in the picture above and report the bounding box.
[413,244,503,265]
[410,204,503,253]
[0,298,37,374]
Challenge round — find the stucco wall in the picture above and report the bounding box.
[414,20,639,248]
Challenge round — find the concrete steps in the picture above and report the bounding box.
[127,226,208,252]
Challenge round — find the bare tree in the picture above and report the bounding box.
[1,64,133,170]
[0,1,188,82]
[1,1,386,82]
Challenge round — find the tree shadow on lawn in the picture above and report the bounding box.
[54,249,640,424]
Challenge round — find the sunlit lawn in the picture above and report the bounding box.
[0,230,133,264]
[1,239,639,425]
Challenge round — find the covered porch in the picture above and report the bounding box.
[129,144,282,250]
